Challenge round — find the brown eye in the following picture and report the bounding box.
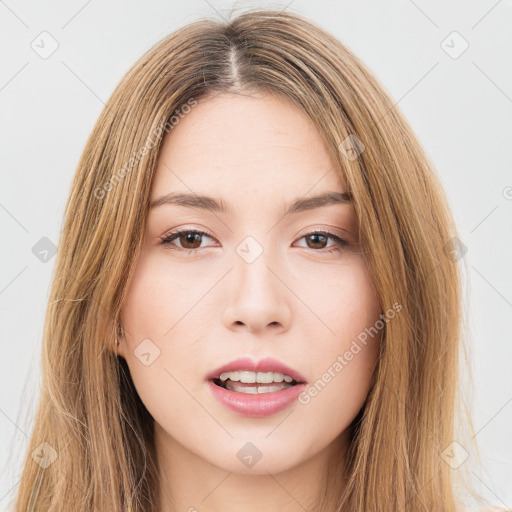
[305,233,329,249]
[295,230,349,255]
[176,232,202,249]
[161,229,215,253]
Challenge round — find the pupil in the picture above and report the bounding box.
[308,234,326,249]
[183,233,200,248]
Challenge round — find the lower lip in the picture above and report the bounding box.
[207,380,307,417]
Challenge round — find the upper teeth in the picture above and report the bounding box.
[219,371,294,384]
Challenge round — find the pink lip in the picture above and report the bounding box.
[205,357,307,417]
[205,357,307,383]
[207,380,307,417]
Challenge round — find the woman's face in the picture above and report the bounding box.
[118,91,382,475]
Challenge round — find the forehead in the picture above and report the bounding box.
[150,92,346,207]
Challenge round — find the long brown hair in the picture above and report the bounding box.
[11,8,498,511]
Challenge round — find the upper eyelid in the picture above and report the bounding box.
[162,227,216,242]
[161,227,350,245]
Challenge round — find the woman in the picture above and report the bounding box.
[12,8,501,512]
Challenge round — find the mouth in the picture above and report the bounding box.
[206,357,307,417]
[206,357,307,395]
[211,372,301,394]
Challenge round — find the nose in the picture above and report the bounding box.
[221,246,292,335]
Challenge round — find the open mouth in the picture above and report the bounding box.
[211,375,299,394]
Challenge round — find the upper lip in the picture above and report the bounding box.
[206,357,307,383]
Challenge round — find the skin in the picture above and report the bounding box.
[117,90,383,512]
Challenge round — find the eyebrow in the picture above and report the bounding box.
[150,190,351,215]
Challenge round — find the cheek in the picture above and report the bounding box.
[296,256,381,416]
[119,254,212,424]
[122,253,201,336]
[299,255,381,356]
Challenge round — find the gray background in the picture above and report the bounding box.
[1,0,511,509]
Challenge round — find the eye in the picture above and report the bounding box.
[160,229,216,254]
[294,230,349,254]
[160,228,349,255]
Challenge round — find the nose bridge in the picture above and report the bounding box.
[233,234,278,299]
[221,233,291,332]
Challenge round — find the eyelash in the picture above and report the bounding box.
[160,229,349,255]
